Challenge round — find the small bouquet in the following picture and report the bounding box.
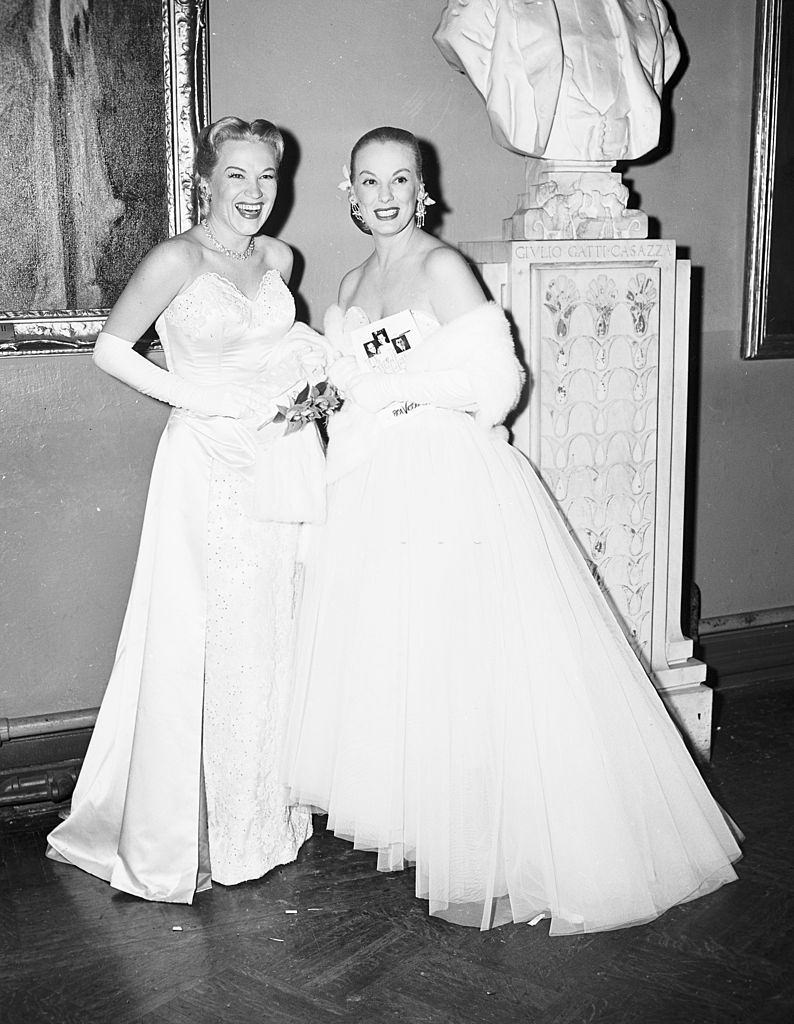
[272,380,342,435]
[253,323,342,435]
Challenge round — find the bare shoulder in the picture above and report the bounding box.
[423,242,485,322]
[338,259,369,308]
[138,233,200,282]
[103,232,199,338]
[423,242,472,281]
[257,235,293,279]
[115,233,199,301]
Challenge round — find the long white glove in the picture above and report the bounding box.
[93,331,275,420]
[344,367,475,414]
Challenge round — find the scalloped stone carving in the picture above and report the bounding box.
[538,266,660,657]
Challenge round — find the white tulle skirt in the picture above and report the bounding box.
[283,407,741,934]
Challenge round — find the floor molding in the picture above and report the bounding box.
[699,604,794,635]
[697,618,794,692]
[0,730,91,817]
[0,727,91,773]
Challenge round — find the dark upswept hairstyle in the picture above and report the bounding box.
[194,116,285,217]
[349,125,423,179]
[348,127,424,234]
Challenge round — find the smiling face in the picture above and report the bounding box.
[204,138,278,239]
[352,140,421,237]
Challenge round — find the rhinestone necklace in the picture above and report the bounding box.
[201,219,255,261]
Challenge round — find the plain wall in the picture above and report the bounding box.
[0,358,168,716]
[625,0,794,621]
[1,0,791,717]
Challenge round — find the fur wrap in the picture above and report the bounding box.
[324,302,524,427]
[322,302,525,482]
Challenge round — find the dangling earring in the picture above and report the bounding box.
[338,165,364,222]
[349,191,364,222]
[415,184,436,228]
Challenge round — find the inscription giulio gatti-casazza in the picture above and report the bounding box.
[514,242,673,261]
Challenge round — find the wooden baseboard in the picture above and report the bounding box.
[0,729,92,817]
[0,727,92,773]
[696,619,794,693]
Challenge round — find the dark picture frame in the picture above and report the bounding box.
[0,0,209,356]
[743,0,794,359]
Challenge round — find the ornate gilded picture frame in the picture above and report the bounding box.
[743,0,794,359]
[0,0,209,356]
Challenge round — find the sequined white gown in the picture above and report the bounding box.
[48,271,313,902]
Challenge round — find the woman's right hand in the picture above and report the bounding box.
[327,355,360,394]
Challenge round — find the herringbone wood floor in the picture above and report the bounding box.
[1,687,792,1024]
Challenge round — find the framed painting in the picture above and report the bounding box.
[0,0,209,356]
[743,0,794,359]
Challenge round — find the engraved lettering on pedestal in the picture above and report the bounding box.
[513,241,675,262]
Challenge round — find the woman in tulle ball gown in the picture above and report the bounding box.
[47,116,328,902]
[282,126,742,934]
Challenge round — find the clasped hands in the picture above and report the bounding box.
[226,322,337,428]
[217,324,469,423]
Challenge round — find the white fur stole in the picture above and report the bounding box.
[323,301,524,428]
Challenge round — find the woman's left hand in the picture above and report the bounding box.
[286,322,341,385]
[287,322,338,363]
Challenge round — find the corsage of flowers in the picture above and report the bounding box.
[254,327,342,435]
[272,380,342,436]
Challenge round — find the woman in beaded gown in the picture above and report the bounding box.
[47,118,322,903]
[282,127,742,935]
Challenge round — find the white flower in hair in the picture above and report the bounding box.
[338,165,353,192]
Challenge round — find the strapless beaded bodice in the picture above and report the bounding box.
[155,270,295,384]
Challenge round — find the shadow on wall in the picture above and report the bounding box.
[417,137,448,237]
[616,3,689,235]
[683,261,704,640]
[262,127,311,323]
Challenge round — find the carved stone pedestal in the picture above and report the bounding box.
[504,159,649,241]
[460,237,712,759]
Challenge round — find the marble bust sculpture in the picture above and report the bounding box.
[434,0,681,162]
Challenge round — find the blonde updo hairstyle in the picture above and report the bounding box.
[194,116,285,218]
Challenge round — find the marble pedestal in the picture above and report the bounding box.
[460,237,711,759]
